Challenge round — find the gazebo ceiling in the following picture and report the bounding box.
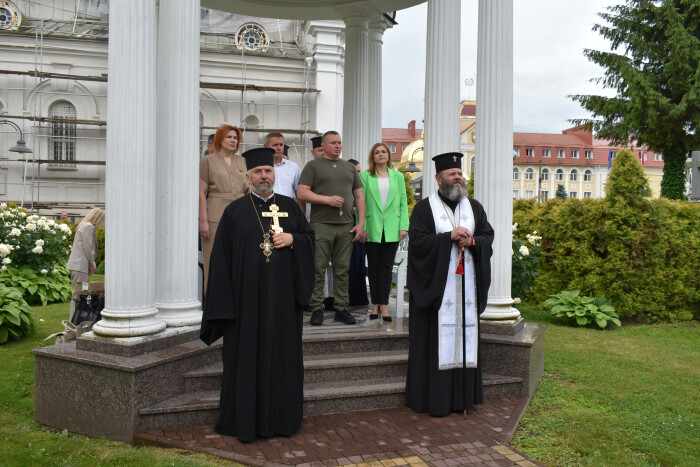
[201,0,426,20]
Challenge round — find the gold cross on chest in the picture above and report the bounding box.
[260,233,273,263]
[262,204,289,234]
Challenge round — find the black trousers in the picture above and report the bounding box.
[365,233,399,305]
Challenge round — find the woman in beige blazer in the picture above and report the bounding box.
[67,208,104,321]
[199,124,249,291]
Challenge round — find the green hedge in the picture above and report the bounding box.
[515,150,700,323]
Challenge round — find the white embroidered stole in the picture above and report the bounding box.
[428,192,478,370]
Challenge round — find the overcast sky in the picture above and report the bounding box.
[382,0,618,134]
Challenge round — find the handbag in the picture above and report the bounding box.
[70,293,105,325]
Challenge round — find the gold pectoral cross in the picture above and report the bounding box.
[262,204,289,234]
[260,233,273,263]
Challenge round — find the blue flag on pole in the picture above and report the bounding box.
[608,149,613,169]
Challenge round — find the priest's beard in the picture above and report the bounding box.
[252,179,275,196]
[439,177,468,202]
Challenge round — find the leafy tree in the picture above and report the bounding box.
[467,168,475,198]
[555,184,567,199]
[606,148,651,208]
[570,0,700,199]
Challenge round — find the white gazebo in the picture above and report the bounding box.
[94,0,519,339]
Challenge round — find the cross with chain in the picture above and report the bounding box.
[260,233,273,263]
[262,204,289,234]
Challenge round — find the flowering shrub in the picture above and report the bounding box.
[1,203,72,272]
[511,223,542,299]
[0,203,72,305]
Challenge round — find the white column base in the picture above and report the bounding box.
[480,297,521,322]
[155,299,202,327]
[93,307,167,337]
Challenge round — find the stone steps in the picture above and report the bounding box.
[136,319,533,433]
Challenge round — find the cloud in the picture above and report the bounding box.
[382,0,618,133]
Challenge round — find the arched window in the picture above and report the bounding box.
[513,167,520,180]
[49,100,76,164]
[525,168,535,180]
[541,168,550,181]
[570,168,578,181]
[555,168,564,181]
[584,169,593,182]
[470,156,476,174]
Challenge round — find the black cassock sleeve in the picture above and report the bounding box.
[406,198,494,314]
[200,207,235,346]
[407,199,454,311]
[289,202,315,311]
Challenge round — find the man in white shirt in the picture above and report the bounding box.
[264,132,302,203]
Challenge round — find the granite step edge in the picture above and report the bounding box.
[482,373,524,385]
[183,351,409,379]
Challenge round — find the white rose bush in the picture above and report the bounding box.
[0,204,73,336]
[512,224,542,300]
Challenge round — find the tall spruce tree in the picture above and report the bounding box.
[555,184,568,199]
[570,0,700,199]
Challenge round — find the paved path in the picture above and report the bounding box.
[136,397,541,466]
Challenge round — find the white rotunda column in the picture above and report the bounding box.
[342,11,370,165]
[94,0,166,337]
[423,0,461,197]
[475,0,521,323]
[154,0,202,327]
[367,17,388,157]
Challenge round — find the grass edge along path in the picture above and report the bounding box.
[512,304,700,466]
[0,302,235,467]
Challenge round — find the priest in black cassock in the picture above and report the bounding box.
[200,147,315,442]
[405,152,494,417]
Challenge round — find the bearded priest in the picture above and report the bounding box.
[405,152,494,417]
[200,147,315,441]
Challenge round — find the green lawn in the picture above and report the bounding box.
[0,301,233,467]
[2,300,699,466]
[512,304,700,466]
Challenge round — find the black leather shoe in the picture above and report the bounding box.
[334,308,356,325]
[310,310,324,326]
[369,314,379,320]
[382,315,392,322]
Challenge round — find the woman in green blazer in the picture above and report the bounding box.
[360,143,409,321]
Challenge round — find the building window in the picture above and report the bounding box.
[387,143,396,153]
[611,150,618,159]
[570,191,578,198]
[542,149,551,158]
[513,190,519,199]
[49,100,77,165]
[525,168,535,180]
[570,169,578,181]
[470,156,476,173]
[513,148,520,158]
[526,148,535,158]
[584,169,592,182]
[540,191,549,202]
[555,169,564,181]
[236,23,269,52]
[557,149,565,158]
[541,168,550,181]
[583,192,592,198]
[525,190,534,200]
[513,167,520,180]
[402,144,408,152]
[585,150,594,159]
[571,150,580,159]
[654,152,663,161]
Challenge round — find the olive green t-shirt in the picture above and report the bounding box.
[299,157,362,224]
